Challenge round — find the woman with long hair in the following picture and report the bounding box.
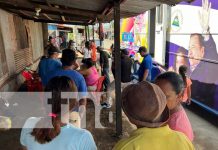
[179,65,192,105]
[155,72,194,141]
[20,76,96,150]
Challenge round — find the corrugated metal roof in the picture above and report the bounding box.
[0,0,194,25]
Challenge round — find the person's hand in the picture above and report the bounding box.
[186,99,192,105]
[199,0,211,34]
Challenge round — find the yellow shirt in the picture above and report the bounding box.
[114,125,195,150]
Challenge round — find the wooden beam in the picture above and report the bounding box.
[61,16,66,22]
[43,13,53,20]
[33,18,93,26]
[0,1,98,18]
[45,0,52,7]
[19,10,31,17]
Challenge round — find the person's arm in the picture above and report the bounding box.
[100,53,104,71]
[187,86,192,105]
[142,69,149,81]
[78,76,88,118]
[78,67,89,76]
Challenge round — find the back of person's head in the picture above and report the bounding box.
[121,48,129,56]
[82,58,94,69]
[61,49,76,66]
[138,46,147,53]
[31,76,77,144]
[47,45,61,57]
[85,41,90,49]
[179,65,188,87]
[97,46,103,52]
[122,81,169,128]
[155,72,184,95]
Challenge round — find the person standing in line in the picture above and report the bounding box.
[155,72,194,141]
[137,46,153,82]
[97,46,111,91]
[38,45,62,86]
[82,41,92,59]
[179,65,192,105]
[120,49,133,89]
[114,81,194,150]
[90,40,97,66]
[46,49,87,121]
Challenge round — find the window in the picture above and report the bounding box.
[13,16,29,49]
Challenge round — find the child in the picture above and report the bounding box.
[155,72,194,141]
[179,65,192,105]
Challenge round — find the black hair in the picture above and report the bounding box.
[139,46,147,53]
[155,72,184,95]
[121,48,129,56]
[31,76,77,144]
[47,45,59,56]
[61,49,76,66]
[48,36,52,41]
[82,58,94,68]
[179,65,188,87]
[85,41,90,50]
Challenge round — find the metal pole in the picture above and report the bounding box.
[85,26,88,41]
[114,0,122,136]
[92,25,95,41]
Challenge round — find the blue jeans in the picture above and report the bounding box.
[102,68,110,90]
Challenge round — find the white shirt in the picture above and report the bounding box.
[83,47,91,59]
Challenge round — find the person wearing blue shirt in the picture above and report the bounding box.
[46,49,87,118]
[38,45,62,86]
[137,46,153,82]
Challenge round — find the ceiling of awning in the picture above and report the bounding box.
[0,0,195,25]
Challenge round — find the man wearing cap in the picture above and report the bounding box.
[137,46,153,82]
[114,81,194,150]
[38,45,62,86]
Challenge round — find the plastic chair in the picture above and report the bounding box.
[95,76,106,92]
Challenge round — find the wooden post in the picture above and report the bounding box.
[99,22,102,46]
[85,26,88,41]
[114,0,122,136]
[87,25,90,40]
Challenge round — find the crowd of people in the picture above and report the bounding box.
[19,39,195,150]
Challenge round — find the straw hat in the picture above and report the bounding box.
[122,81,169,128]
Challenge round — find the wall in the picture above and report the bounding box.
[0,9,44,91]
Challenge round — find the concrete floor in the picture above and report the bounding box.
[186,109,218,150]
